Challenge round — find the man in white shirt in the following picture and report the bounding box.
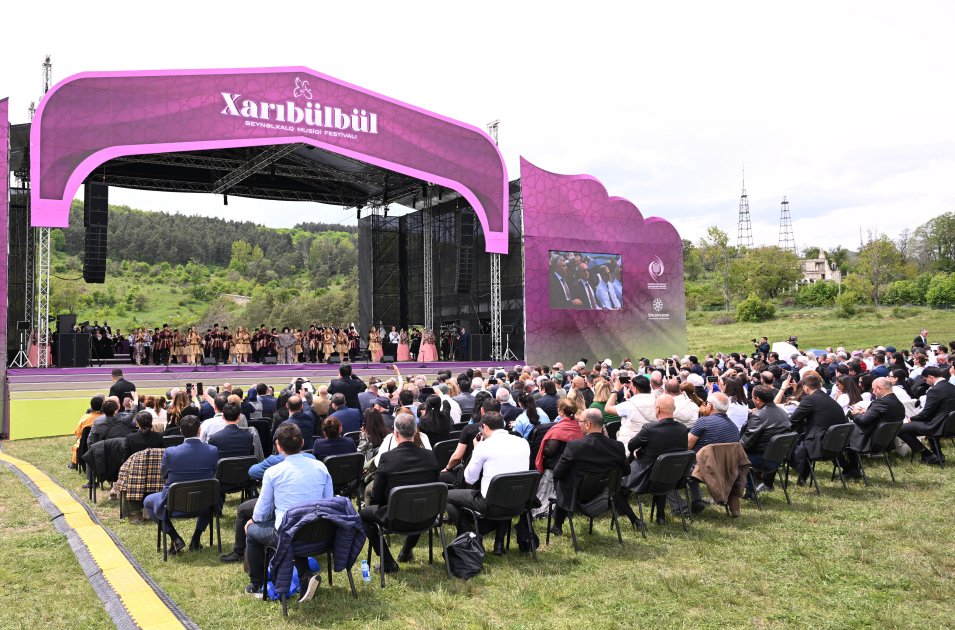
[663,379,699,429]
[435,384,462,423]
[604,375,658,445]
[649,371,665,398]
[199,393,229,442]
[446,412,530,555]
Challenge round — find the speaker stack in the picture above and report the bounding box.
[83,182,108,284]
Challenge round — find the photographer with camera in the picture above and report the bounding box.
[753,336,770,356]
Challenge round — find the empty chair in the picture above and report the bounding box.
[461,470,542,559]
[927,412,955,468]
[747,432,799,508]
[632,451,696,537]
[854,421,903,484]
[547,467,624,552]
[365,482,451,588]
[156,479,221,561]
[323,453,366,500]
[806,423,855,494]
[605,421,621,442]
[163,434,185,448]
[433,439,459,471]
[344,431,362,446]
[216,456,258,501]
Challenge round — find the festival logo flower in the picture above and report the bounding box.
[652,298,664,312]
[648,256,665,283]
[293,77,313,100]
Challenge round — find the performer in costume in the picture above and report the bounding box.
[348,326,360,362]
[220,326,234,364]
[185,327,203,366]
[171,329,185,364]
[418,328,439,362]
[307,324,321,363]
[233,326,252,364]
[397,328,411,362]
[322,327,335,362]
[336,328,350,361]
[409,328,421,360]
[369,327,383,362]
[143,329,153,364]
[294,329,305,363]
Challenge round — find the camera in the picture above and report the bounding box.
[752,338,758,343]
[788,336,799,347]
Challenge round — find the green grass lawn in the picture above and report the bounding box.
[4,435,955,628]
[687,306,955,357]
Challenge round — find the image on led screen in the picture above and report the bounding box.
[548,250,622,310]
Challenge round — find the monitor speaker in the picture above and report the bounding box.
[262,356,277,365]
[381,355,396,363]
[57,333,90,367]
[202,356,218,366]
[328,354,341,364]
[57,314,77,333]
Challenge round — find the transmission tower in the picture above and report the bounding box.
[778,196,796,253]
[736,169,753,248]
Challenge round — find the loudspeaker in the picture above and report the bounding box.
[468,334,491,361]
[57,314,77,333]
[455,212,475,293]
[57,333,90,367]
[381,355,396,363]
[202,356,218,366]
[83,182,108,283]
[262,356,277,365]
[328,354,341,364]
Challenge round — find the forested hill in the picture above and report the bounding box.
[61,200,357,267]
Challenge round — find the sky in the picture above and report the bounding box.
[3,1,954,252]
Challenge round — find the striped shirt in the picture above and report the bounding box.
[689,413,741,451]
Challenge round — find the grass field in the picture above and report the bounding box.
[686,307,955,357]
[4,435,955,628]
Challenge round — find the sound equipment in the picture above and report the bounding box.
[381,355,396,363]
[57,314,77,333]
[57,333,90,367]
[262,356,277,365]
[83,182,108,283]
[468,334,491,361]
[455,211,475,293]
[16,320,31,330]
[202,356,218,365]
[328,354,341,364]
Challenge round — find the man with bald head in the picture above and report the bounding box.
[649,371,665,398]
[619,394,690,526]
[841,377,906,478]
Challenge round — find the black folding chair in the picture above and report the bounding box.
[323,453,365,501]
[156,479,221,561]
[462,471,542,560]
[459,413,472,425]
[855,421,903,484]
[807,423,855,495]
[216,456,258,501]
[452,421,469,432]
[448,431,461,442]
[261,517,357,617]
[163,434,185,448]
[432,439,459,471]
[747,432,799,509]
[343,431,362,446]
[546,467,624,552]
[633,451,696,538]
[249,419,273,456]
[77,426,92,476]
[367,482,451,588]
[605,421,621,441]
[927,411,955,468]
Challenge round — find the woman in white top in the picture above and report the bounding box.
[834,375,864,412]
[720,377,751,430]
[145,395,168,432]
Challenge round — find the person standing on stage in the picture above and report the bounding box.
[418,329,439,362]
[220,326,234,364]
[458,327,470,362]
[132,328,145,365]
[397,329,411,362]
[409,328,422,360]
[369,327,383,362]
[307,324,320,363]
[336,327,350,362]
[142,328,153,364]
[348,326,360,362]
[185,327,203,366]
[234,326,252,364]
[276,327,296,364]
[294,329,305,363]
[387,326,400,360]
[322,326,335,363]
[170,329,185,365]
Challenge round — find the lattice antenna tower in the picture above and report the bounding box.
[778,196,796,252]
[736,168,753,248]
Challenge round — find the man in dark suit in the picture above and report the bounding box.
[549,256,575,309]
[551,408,628,534]
[256,383,276,417]
[913,329,928,350]
[568,263,598,309]
[841,377,905,476]
[126,410,164,457]
[327,364,366,409]
[497,387,522,424]
[360,413,440,572]
[740,385,791,492]
[899,367,955,465]
[458,328,470,361]
[327,393,363,434]
[755,337,770,356]
[208,402,255,460]
[280,395,316,450]
[788,372,849,481]
[108,368,136,404]
[620,395,689,526]
[143,415,218,554]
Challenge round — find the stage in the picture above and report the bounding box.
[5,361,509,440]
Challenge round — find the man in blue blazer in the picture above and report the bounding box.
[144,415,218,554]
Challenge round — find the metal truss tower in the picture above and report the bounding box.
[487,120,502,361]
[422,186,434,333]
[778,196,796,253]
[35,55,53,366]
[736,169,753,248]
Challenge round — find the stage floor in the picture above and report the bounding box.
[4,360,514,439]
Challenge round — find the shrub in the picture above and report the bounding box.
[835,293,858,318]
[883,280,922,305]
[736,293,775,322]
[925,273,955,308]
[795,281,839,307]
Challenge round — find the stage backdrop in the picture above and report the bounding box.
[29,67,509,253]
[521,158,686,365]
[1,98,8,437]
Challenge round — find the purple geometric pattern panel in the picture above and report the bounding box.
[520,157,686,364]
[29,68,509,253]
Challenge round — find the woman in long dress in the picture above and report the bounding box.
[369,328,383,362]
[233,326,252,364]
[336,328,350,361]
[322,327,335,363]
[396,328,411,362]
[418,328,439,362]
[133,328,146,365]
[185,327,203,366]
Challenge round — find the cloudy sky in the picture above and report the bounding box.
[3,1,953,251]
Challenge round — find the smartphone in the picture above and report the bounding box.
[707,375,718,383]
[197,382,203,396]
[619,375,631,384]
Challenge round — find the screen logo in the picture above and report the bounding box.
[647,255,667,290]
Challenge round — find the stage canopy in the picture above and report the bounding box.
[28,67,510,253]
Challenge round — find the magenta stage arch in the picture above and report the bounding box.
[29,67,510,253]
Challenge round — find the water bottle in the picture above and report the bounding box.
[360,559,371,584]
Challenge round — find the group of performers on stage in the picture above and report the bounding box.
[102,322,467,366]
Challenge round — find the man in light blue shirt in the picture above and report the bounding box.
[594,266,621,310]
[243,423,334,601]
